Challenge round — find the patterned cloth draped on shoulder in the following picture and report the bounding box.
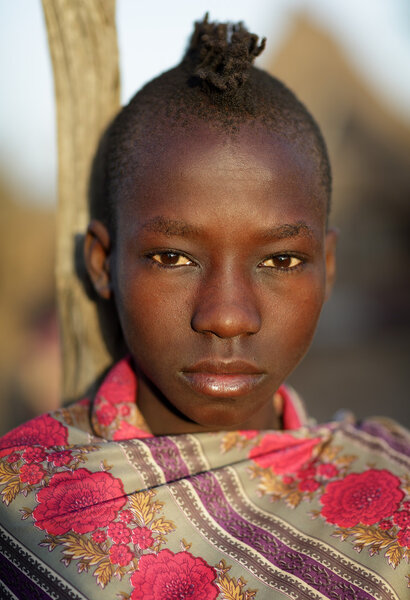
[0,358,409,599]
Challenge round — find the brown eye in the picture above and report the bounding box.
[151,252,192,266]
[260,255,302,269]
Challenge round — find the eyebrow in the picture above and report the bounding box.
[261,222,314,240]
[139,216,200,237]
[139,216,315,240]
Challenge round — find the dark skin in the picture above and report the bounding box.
[85,122,337,435]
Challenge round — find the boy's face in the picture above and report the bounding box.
[86,123,336,434]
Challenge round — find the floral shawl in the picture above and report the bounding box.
[0,357,409,599]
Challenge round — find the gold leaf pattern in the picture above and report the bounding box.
[1,478,20,505]
[334,455,356,468]
[0,462,18,484]
[60,533,106,565]
[258,471,286,496]
[93,558,113,589]
[385,543,404,569]
[150,517,175,534]
[349,525,395,550]
[217,575,245,600]
[321,444,342,462]
[285,491,302,509]
[128,491,158,526]
[220,432,242,454]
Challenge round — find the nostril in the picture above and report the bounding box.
[191,301,261,338]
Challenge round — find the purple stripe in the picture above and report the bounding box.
[142,436,190,480]
[191,471,375,600]
[0,552,54,600]
[357,422,410,457]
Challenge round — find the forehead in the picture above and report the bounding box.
[116,122,327,232]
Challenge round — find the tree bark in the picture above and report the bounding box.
[42,0,120,401]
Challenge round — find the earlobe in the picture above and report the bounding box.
[84,220,112,299]
[324,227,338,301]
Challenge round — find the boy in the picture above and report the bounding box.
[0,16,408,600]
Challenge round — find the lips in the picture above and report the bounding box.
[180,359,265,398]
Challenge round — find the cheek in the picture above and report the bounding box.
[115,274,190,361]
[265,274,325,356]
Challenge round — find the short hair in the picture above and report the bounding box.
[89,15,331,231]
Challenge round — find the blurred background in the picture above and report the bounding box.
[0,0,409,434]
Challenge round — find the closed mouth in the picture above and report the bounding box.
[180,359,265,398]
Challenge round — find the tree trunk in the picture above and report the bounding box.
[42,0,120,401]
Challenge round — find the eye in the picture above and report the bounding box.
[149,252,193,267]
[259,255,303,270]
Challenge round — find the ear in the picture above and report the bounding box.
[324,227,338,301]
[84,220,112,299]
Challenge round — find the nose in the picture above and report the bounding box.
[191,267,261,338]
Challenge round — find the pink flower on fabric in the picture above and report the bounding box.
[96,403,118,426]
[113,421,152,441]
[96,358,137,405]
[120,509,133,523]
[393,510,410,528]
[119,405,131,417]
[19,463,45,485]
[131,527,154,549]
[298,478,320,492]
[32,468,126,535]
[109,543,133,566]
[47,450,72,467]
[296,464,317,479]
[108,521,131,544]
[317,463,339,479]
[23,447,46,463]
[397,527,410,548]
[379,519,393,530]
[92,530,107,544]
[6,453,20,464]
[248,433,321,475]
[0,414,68,454]
[320,469,404,528]
[130,550,218,600]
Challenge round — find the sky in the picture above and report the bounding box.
[1,0,409,203]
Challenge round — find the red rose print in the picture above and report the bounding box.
[249,433,321,475]
[92,530,107,544]
[393,510,410,528]
[317,463,338,479]
[320,469,404,528]
[298,478,320,492]
[282,475,294,485]
[96,403,118,426]
[23,447,46,463]
[130,550,218,600]
[131,526,154,549]
[32,468,126,535]
[109,543,133,566]
[113,420,152,441]
[108,521,131,544]
[0,414,68,454]
[47,450,72,466]
[397,527,410,548]
[19,463,45,485]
